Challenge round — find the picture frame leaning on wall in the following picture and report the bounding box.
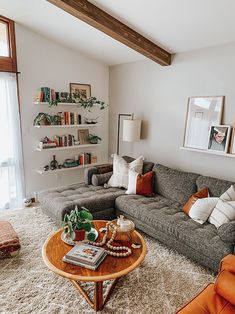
[183,96,224,150]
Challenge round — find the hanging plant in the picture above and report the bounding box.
[48,92,108,112]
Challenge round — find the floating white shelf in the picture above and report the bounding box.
[36,143,101,152]
[36,162,100,175]
[34,124,101,128]
[180,146,235,159]
[33,102,100,107]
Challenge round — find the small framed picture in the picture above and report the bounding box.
[230,128,235,154]
[70,83,91,100]
[207,125,231,153]
[78,129,89,145]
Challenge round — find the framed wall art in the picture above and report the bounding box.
[183,96,224,150]
[70,83,91,100]
[207,125,231,153]
[78,129,89,145]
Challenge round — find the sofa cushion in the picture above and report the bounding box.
[196,176,234,197]
[115,194,233,264]
[122,156,154,174]
[153,164,199,204]
[115,194,182,221]
[38,183,125,223]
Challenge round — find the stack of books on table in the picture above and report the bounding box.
[63,243,107,270]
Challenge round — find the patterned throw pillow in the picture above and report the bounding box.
[208,185,235,228]
[126,170,155,197]
[0,221,21,258]
[182,187,209,215]
[107,154,144,189]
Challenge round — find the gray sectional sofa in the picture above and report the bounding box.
[38,156,235,273]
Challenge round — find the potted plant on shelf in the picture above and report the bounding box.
[88,134,102,144]
[62,206,96,241]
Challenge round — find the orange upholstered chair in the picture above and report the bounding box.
[176,255,235,314]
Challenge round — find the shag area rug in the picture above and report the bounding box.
[0,207,215,314]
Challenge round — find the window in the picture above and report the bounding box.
[0,16,24,210]
[0,21,9,56]
[0,73,24,210]
[0,15,17,72]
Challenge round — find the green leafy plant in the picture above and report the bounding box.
[48,92,107,112]
[33,112,61,126]
[62,206,96,241]
[88,134,102,144]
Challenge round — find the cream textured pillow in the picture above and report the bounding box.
[107,154,144,189]
[189,197,219,224]
[208,185,235,228]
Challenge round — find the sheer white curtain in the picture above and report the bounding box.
[0,72,24,210]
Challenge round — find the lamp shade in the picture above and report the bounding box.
[123,119,141,142]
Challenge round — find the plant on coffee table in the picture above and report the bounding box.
[62,206,96,241]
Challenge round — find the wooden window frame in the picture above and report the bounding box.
[0,15,17,73]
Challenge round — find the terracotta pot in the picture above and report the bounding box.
[74,229,85,241]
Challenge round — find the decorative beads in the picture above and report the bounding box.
[85,221,132,257]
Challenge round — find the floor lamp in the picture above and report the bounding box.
[117,113,141,155]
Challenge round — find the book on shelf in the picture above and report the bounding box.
[70,112,74,125]
[78,114,81,124]
[79,154,85,165]
[51,89,56,101]
[63,243,107,270]
[41,87,50,102]
[34,91,43,102]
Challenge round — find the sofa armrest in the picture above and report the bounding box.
[84,167,98,185]
[218,220,235,244]
[92,172,113,186]
[219,254,235,273]
[215,270,235,305]
[84,164,113,185]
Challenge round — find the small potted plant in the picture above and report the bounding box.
[88,134,102,144]
[62,206,96,241]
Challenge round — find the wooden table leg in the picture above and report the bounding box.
[94,281,103,311]
[70,278,120,312]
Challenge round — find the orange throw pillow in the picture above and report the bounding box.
[126,170,155,197]
[183,187,209,215]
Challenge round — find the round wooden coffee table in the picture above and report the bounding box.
[42,220,147,312]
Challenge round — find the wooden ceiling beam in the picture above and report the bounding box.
[47,0,171,66]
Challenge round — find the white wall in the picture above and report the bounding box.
[16,24,109,197]
[109,43,235,182]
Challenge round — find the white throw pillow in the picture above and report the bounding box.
[220,185,235,202]
[107,155,144,189]
[189,197,219,224]
[208,185,235,228]
[126,169,139,194]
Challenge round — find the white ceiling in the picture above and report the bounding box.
[1,0,235,65]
